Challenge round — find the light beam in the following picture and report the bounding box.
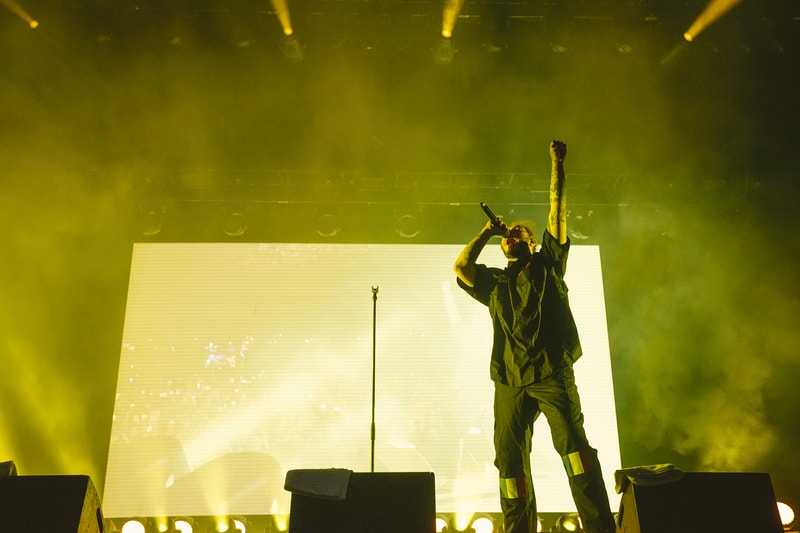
[442,0,465,38]
[269,0,292,36]
[683,0,742,42]
[1,0,38,28]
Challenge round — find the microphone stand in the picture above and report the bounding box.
[370,286,379,473]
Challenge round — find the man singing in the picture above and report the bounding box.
[454,140,615,533]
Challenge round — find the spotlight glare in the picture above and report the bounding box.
[120,519,146,533]
[470,516,495,533]
[778,501,796,528]
[174,518,195,533]
[271,514,289,531]
[154,517,170,532]
[554,513,582,532]
[1,0,37,28]
[683,0,742,42]
[214,517,234,532]
[442,0,465,39]
[269,0,293,36]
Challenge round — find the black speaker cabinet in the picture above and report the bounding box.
[616,472,782,533]
[0,475,103,533]
[287,471,435,533]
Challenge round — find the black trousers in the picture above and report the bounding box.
[493,367,615,533]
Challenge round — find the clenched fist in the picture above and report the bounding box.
[550,140,567,163]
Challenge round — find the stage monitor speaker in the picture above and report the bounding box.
[287,471,435,533]
[616,471,782,533]
[0,475,103,533]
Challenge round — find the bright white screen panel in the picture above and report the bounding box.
[103,242,620,518]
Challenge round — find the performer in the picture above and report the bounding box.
[453,140,616,533]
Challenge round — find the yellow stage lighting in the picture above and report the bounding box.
[1,0,37,28]
[683,0,742,42]
[232,517,248,533]
[470,514,496,533]
[213,516,245,533]
[554,512,582,532]
[271,514,289,532]
[778,501,796,530]
[442,0,465,39]
[269,0,292,36]
[173,517,195,533]
[120,519,147,533]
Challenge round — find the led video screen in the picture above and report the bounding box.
[103,242,620,518]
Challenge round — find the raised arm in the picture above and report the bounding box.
[547,140,568,244]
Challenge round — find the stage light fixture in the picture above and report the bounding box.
[554,513,582,532]
[616,42,633,55]
[433,35,456,65]
[568,209,594,241]
[281,33,304,62]
[213,517,244,533]
[222,209,248,237]
[315,213,340,237]
[778,501,796,530]
[395,214,421,239]
[269,514,289,532]
[120,518,148,533]
[172,517,196,533]
[469,514,496,533]
[140,204,167,236]
[232,516,248,533]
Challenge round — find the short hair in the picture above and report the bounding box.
[508,220,536,236]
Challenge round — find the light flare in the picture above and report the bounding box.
[269,0,293,36]
[1,0,38,28]
[442,0,465,38]
[683,0,742,42]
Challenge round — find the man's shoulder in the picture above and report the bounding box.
[469,264,506,289]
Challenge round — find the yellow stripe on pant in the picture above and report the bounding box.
[499,476,529,498]
[562,449,596,477]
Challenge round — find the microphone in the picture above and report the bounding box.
[480,202,509,236]
[480,202,502,226]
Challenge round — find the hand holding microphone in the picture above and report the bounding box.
[480,202,509,236]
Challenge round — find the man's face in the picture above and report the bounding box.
[501,224,536,260]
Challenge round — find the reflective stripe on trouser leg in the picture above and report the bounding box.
[562,450,597,477]
[499,476,530,499]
